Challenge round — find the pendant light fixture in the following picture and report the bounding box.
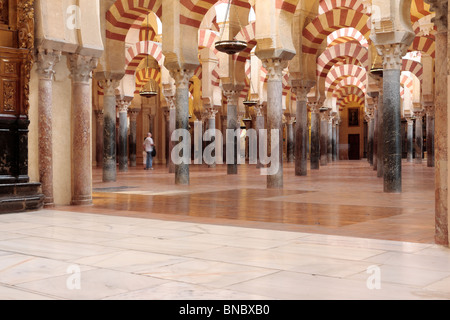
[140,13,158,98]
[243,56,258,107]
[215,0,248,55]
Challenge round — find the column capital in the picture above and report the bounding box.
[169,68,195,89]
[205,106,219,120]
[117,99,132,113]
[405,116,414,125]
[222,88,241,106]
[291,85,312,102]
[424,0,448,31]
[254,104,265,117]
[36,48,61,80]
[262,58,288,82]
[309,101,321,114]
[375,43,409,70]
[68,54,98,84]
[98,78,121,96]
[414,110,425,118]
[423,104,435,115]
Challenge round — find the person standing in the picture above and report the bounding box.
[143,132,154,170]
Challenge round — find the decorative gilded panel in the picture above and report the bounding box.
[3,81,17,112]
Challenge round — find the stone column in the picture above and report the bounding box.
[117,99,131,172]
[95,110,104,168]
[292,85,311,176]
[36,48,61,207]
[98,78,121,182]
[164,95,176,173]
[206,107,218,168]
[68,54,98,205]
[170,69,194,185]
[286,116,295,163]
[366,110,374,166]
[426,0,448,245]
[332,120,337,162]
[310,102,321,170]
[223,87,241,175]
[262,58,286,189]
[424,104,435,167]
[320,109,328,166]
[376,43,408,193]
[254,104,265,169]
[327,114,334,163]
[129,109,139,167]
[376,91,384,177]
[373,105,378,170]
[414,110,424,164]
[406,116,414,163]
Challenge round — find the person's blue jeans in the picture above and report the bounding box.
[146,152,153,169]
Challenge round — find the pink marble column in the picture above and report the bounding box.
[69,54,98,206]
[95,110,104,168]
[36,48,61,207]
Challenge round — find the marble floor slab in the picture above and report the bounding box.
[0,210,449,301]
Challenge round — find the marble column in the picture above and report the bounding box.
[376,44,407,193]
[254,104,265,169]
[164,96,176,173]
[406,117,414,163]
[36,49,61,207]
[367,111,374,166]
[292,85,311,176]
[426,0,448,245]
[206,107,218,168]
[424,104,435,167]
[117,99,131,172]
[414,110,424,164]
[332,120,337,162]
[98,78,121,182]
[263,58,286,189]
[170,69,194,185]
[223,87,241,175]
[286,116,295,163]
[327,114,333,163]
[310,102,321,170]
[376,92,384,177]
[68,54,98,205]
[320,110,328,167]
[129,109,139,167]
[95,110,104,168]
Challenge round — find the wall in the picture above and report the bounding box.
[338,102,365,160]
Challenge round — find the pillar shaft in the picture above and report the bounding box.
[287,118,295,163]
[171,69,194,185]
[406,118,414,163]
[414,112,424,164]
[263,58,286,189]
[254,106,265,169]
[310,104,320,170]
[95,111,104,168]
[373,107,378,170]
[368,116,374,165]
[36,49,60,207]
[117,100,130,172]
[293,86,310,176]
[320,112,328,166]
[327,118,333,163]
[223,88,241,175]
[332,123,337,162]
[425,106,435,167]
[69,54,98,205]
[129,110,139,167]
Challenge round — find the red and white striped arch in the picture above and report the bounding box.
[338,94,365,110]
[402,59,423,81]
[400,73,414,99]
[135,68,162,92]
[139,25,158,42]
[410,36,435,58]
[319,0,365,15]
[234,21,257,63]
[332,77,367,98]
[327,27,369,48]
[326,64,367,95]
[106,0,162,42]
[411,0,432,23]
[125,41,164,75]
[302,8,370,55]
[317,42,369,79]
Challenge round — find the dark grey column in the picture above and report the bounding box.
[367,112,374,166]
[223,88,241,175]
[327,115,333,163]
[320,110,328,166]
[98,78,121,183]
[206,107,218,168]
[377,92,384,177]
[373,107,378,170]
[263,58,286,189]
[254,105,265,169]
[406,117,414,163]
[332,121,337,161]
[170,69,195,185]
[95,110,104,168]
[286,116,295,163]
[129,109,139,167]
[292,85,311,176]
[425,105,435,167]
[310,103,321,170]
[414,110,424,164]
[117,99,130,172]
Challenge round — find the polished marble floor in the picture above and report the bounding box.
[0,160,449,300]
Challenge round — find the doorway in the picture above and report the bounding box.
[348,134,360,160]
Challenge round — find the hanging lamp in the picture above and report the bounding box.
[243,56,258,107]
[215,0,248,55]
[370,46,383,78]
[140,13,158,98]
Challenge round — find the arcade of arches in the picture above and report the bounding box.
[0,0,449,249]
